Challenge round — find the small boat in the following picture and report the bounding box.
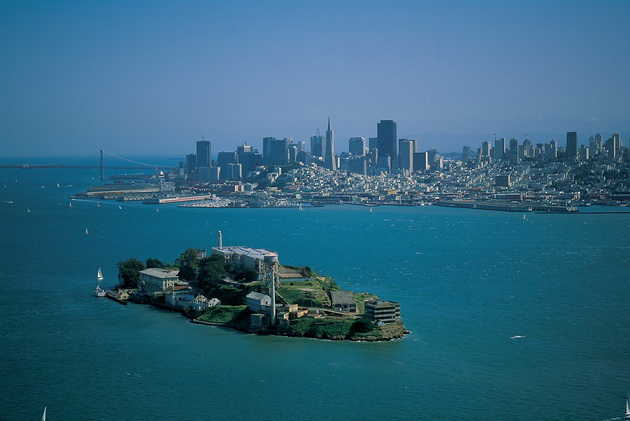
[298,204,303,211]
[369,207,373,213]
[522,214,527,220]
[625,394,630,420]
[85,228,89,235]
[118,205,122,210]
[94,285,106,297]
[41,406,47,421]
[27,206,30,213]
[96,202,100,208]
[69,202,73,208]
[97,267,103,281]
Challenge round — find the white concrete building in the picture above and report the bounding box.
[138,268,180,296]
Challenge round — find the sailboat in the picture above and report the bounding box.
[298,204,303,211]
[85,228,89,235]
[27,206,30,213]
[69,202,73,208]
[95,268,106,297]
[41,406,46,421]
[625,394,630,420]
[118,205,122,210]
[522,214,527,221]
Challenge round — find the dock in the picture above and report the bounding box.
[106,291,128,305]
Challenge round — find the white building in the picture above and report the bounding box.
[212,246,279,279]
[165,285,194,308]
[138,268,181,296]
[246,291,271,313]
[191,295,221,311]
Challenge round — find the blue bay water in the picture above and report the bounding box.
[1,163,629,420]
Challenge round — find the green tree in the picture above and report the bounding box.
[146,258,167,269]
[196,254,226,292]
[117,258,145,289]
[175,248,201,281]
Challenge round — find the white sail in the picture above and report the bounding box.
[85,228,89,235]
[41,406,46,421]
[625,394,630,419]
[97,267,103,281]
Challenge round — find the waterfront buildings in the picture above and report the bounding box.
[365,300,401,324]
[138,268,181,296]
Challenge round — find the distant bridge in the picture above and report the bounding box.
[0,151,177,179]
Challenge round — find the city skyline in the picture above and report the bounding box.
[1,0,629,157]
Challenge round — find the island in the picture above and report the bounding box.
[112,231,407,341]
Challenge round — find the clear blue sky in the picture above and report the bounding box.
[1,0,629,157]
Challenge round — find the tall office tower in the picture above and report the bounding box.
[348,157,367,176]
[196,139,212,169]
[462,146,471,162]
[263,137,290,166]
[223,163,242,180]
[481,141,491,159]
[509,138,519,165]
[288,144,298,162]
[377,120,397,161]
[605,134,620,159]
[566,132,578,160]
[549,139,558,159]
[398,139,414,172]
[494,138,506,161]
[310,132,323,158]
[236,144,253,172]
[579,145,589,161]
[349,137,367,156]
[594,133,603,151]
[324,118,337,171]
[427,149,440,165]
[368,137,379,152]
[185,153,197,180]
[523,138,533,158]
[377,155,391,173]
[413,152,429,171]
[217,151,238,180]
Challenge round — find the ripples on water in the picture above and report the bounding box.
[1,166,629,420]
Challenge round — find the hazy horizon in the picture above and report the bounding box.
[1,0,629,157]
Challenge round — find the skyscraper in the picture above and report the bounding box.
[494,138,506,161]
[377,120,397,161]
[509,138,519,165]
[324,118,337,171]
[310,132,323,158]
[398,139,414,172]
[196,139,211,169]
[263,137,290,166]
[566,131,578,160]
[349,137,367,156]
